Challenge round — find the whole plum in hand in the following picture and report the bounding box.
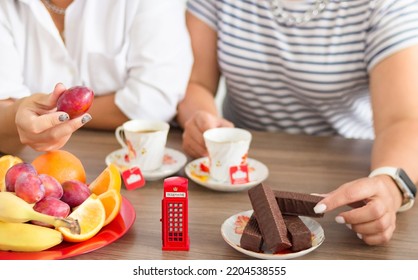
[57,86,94,119]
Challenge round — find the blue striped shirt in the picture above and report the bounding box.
[187,0,418,139]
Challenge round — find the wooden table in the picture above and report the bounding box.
[15,128,418,260]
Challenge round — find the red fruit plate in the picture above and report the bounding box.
[0,196,136,260]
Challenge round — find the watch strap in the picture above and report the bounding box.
[369,167,415,212]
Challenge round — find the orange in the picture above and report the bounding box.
[32,150,86,184]
[88,163,121,194]
[0,155,23,192]
[98,189,122,226]
[89,164,122,226]
[58,194,105,242]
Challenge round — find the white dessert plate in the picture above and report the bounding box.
[185,157,269,192]
[221,210,325,260]
[105,148,187,181]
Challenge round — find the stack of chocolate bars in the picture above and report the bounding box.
[240,183,324,253]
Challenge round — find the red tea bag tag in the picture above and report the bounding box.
[122,166,145,190]
[229,165,249,184]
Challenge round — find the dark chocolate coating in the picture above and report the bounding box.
[273,190,324,218]
[283,215,312,252]
[248,184,291,253]
[240,214,263,252]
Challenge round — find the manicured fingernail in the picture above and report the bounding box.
[357,233,363,240]
[314,203,327,214]
[335,216,345,224]
[81,115,92,124]
[346,224,352,230]
[59,113,69,122]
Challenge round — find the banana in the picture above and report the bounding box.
[0,192,80,234]
[0,221,63,252]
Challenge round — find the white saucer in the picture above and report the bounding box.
[221,210,325,260]
[184,157,269,192]
[105,148,187,181]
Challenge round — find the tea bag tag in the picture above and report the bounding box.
[229,165,249,184]
[122,166,146,190]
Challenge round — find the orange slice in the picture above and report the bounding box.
[0,155,23,192]
[89,163,121,195]
[98,189,122,226]
[58,194,105,242]
[88,164,122,226]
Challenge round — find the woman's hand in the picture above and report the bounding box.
[182,110,233,158]
[15,83,92,151]
[314,175,403,245]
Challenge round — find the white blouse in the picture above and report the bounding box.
[0,0,193,121]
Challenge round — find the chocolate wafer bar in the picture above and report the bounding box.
[283,215,312,252]
[240,214,263,252]
[274,190,324,218]
[248,183,291,253]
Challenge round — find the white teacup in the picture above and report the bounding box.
[203,127,252,183]
[115,119,170,171]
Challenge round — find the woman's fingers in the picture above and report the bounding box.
[314,178,376,214]
[316,176,401,245]
[21,111,69,134]
[342,211,396,245]
[19,113,91,151]
[182,131,207,158]
[359,223,396,245]
[182,111,222,158]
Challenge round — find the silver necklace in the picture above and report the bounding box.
[41,0,66,15]
[269,0,329,26]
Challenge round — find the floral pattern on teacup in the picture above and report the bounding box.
[189,158,255,183]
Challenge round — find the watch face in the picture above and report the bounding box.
[398,169,417,197]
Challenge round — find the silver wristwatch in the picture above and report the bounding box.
[369,167,417,212]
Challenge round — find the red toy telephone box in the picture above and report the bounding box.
[161,176,189,251]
